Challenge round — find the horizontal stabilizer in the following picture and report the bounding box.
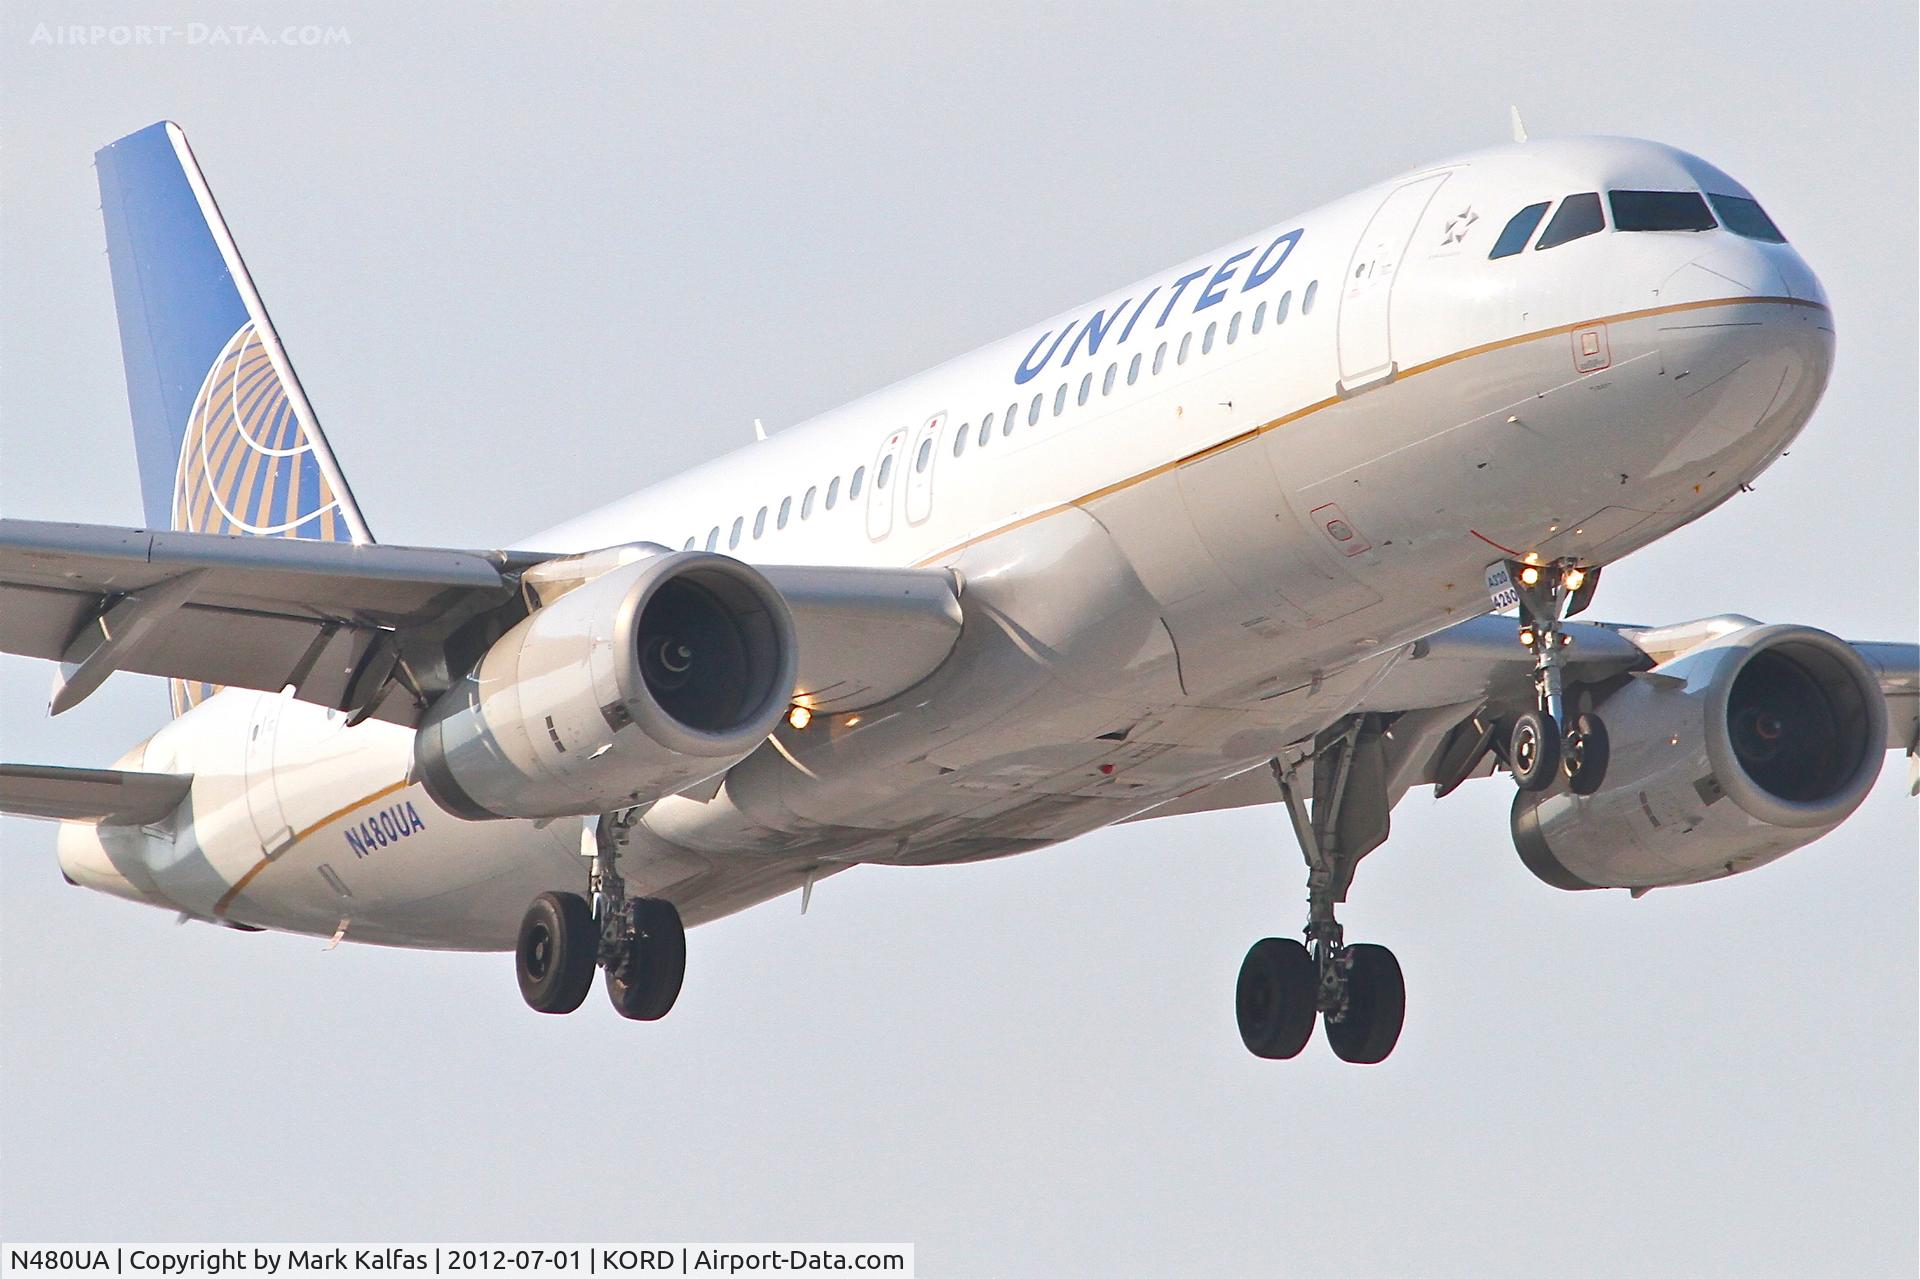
[0,763,192,826]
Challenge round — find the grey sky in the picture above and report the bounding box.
[2,3,1915,1274]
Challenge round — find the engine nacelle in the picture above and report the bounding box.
[414,551,797,820]
[1513,624,1886,891]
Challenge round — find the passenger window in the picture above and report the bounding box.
[825,476,840,509]
[1028,393,1042,426]
[1301,281,1317,314]
[683,537,696,551]
[850,465,866,499]
[1610,190,1715,232]
[916,438,933,472]
[877,456,892,488]
[1227,312,1241,344]
[705,527,719,551]
[802,486,817,519]
[1177,332,1192,365]
[1077,373,1092,406]
[753,507,767,538]
[1276,290,1292,323]
[1202,321,1217,354]
[778,496,792,529]
[980,412,994,445]
[1536,192,1604,249]
[1127,352,1141,385]
[1708,193,1786,243]
[1252,301,1266,334]
[953,425,967,458]
[1489,201,1550,258]
[1053,383,1067,416]
[1005,402,1019,435]
[729,516,743,549]
[1153,341,1168,375]
[1102,363,1117,396]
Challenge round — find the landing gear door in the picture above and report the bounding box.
[866,426,908,542]
[905,412,943,526]
[1337,171,1449,395]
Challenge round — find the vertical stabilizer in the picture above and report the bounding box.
[95,122,373,714]
[95,121,371,545]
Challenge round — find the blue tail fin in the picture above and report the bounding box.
[96,121,371,545]
[96,122,373,714]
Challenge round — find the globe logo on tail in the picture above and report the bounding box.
[169,321,350,713]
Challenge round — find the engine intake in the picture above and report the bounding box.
[1513,624,1886,891]
[415,551,797,820]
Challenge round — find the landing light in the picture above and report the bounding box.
[787,706,813,731]
[1518,628,1536,647]
[1519,565,1541,587]
[1564,568,1587,592]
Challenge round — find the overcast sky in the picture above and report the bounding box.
[2,4,1915,1275]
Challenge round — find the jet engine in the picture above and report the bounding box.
[414,551,797,820]
[1512,624,1886,891]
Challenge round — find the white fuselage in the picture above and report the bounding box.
[61,136,1836,948]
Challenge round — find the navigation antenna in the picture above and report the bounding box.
[1509,106,1529,144]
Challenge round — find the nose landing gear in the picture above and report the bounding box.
[1504,558,1610,795]
[513,807,687,1019]
[1235,718,1407,1064]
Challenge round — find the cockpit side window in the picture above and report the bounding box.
[1489,202,1551,259]
[1707,193,1787,243]
[1609,190,1716,232]
[1535,192,1604,250]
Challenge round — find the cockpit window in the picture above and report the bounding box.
[1489,202,1550,259]
[1707,193,1787,243]
[1609,190,1716,232]
[1535,193,1604,249]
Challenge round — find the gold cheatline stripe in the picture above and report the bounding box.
[914,295,1826,567]
[212,777,411,916]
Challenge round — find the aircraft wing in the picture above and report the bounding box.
[0,518,528,724]
[0,763,193,826]
[0,518,964,726]
[1125,613,1920,824]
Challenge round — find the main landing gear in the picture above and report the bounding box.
[1236,717,1406,1064]
[1503,557,1609,797]
[514,808,686,1020]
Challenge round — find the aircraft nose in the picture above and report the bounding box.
[1661,238,1787,300]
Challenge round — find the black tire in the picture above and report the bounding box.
[1509,709,1561,792]
[1324,943,1405,1065]
[607,897,687,1021]
[1235,937,1317,1059]
[516,891,597,1014]
[1563,712,1611,796]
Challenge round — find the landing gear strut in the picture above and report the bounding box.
[512,808,686,1019]
[1505,557,1609,795]
[1235,717,1405,1064]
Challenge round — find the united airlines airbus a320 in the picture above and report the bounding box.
[3,122,1913,1063]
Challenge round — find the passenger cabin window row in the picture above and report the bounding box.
[679,271,1325,550]
[1488,188,1786,259]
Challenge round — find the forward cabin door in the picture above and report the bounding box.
[1337,171,1449,394]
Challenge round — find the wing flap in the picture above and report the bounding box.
[0,518,522,722]
[0,763,192,826]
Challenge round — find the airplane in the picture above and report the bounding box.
[2,121,1913,1064]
